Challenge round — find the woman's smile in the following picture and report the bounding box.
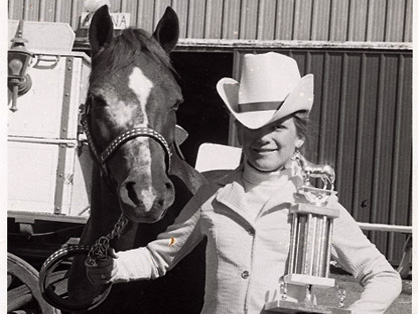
[253,147,278,154]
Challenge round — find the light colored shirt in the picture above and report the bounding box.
[112,161,401,314]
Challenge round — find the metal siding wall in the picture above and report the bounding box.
[275,0,295,40]
[347,0,368,41]
[293,0,313,40]
[311,0,331,40]
[187,0,205,38]
[385,0,406,42]
[403,0,413,42]
[312,50,412,263]
[257,0,277,40]
[366,0,385,41]
[8,0,413,42]
[136,0,155,34]
[387,54,412,260]
[239,0,258,39]
[172,0,190,38]
[329,0,349,41]
[222,0,241,39]
[205,0,223,38]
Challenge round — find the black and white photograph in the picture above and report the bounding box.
[2,0,415,313]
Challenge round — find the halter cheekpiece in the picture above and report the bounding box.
[80,97,172,178]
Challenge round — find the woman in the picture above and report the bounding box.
[86,52,401,314]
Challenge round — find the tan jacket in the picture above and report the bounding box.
[114,165,401,314]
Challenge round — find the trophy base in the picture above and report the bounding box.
[265,299,351,313]
[284,273,335,288]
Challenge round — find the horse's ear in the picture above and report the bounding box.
[152,7,179,53]
[89,5,114,57]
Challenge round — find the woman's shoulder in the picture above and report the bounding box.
[193,167,243,200]
[201,164,244,185]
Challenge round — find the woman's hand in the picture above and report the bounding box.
[85,248,118,285]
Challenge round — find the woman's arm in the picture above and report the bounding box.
[111,186,213,283]
[85,185,214,285]
[330,199,402,314]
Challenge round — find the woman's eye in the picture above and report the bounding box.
[274,124,285,130]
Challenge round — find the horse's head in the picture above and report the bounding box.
[84,5,181,223]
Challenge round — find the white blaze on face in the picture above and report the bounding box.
[129,67,154,125]
[107,99,135,127]
[128,67,156,211]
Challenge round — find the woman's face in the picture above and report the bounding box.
[239,116,304,172]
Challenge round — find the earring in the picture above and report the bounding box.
[291,146,302,161]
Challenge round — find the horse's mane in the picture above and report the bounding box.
[94,28,174,73]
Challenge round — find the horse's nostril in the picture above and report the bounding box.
[126,182,140,205]
[165,182,173,191]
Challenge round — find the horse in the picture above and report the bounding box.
[65,6,206,314]
[295,153,335,191]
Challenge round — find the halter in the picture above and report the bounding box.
[80,97,172,180]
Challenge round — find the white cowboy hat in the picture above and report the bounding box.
[216,52,314,129]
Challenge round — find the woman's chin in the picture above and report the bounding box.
[248,161,284,173]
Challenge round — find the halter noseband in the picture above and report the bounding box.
[80,99,172,179]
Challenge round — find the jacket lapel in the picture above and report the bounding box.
[214,166,255,227]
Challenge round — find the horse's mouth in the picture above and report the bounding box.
[120,204,167,224]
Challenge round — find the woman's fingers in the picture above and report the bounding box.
[85,256,116,285]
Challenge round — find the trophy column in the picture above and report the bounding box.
[265,155,351,314]
[286,201,339,289]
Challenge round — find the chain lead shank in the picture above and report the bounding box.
[85,214,129,267]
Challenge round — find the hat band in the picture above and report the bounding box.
[238,101,283,113]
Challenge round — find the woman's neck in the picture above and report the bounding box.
[243,162,291,187]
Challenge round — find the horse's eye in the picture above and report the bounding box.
[91,96,107,107]
[171,101,181,111]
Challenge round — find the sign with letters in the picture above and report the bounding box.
[80,12,130,30]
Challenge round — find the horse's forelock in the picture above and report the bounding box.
[96,28,174,74]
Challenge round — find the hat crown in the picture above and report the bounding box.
[216,52,314,129]
[239,52,301,105]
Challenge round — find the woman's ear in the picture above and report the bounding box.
[295,137,305,149]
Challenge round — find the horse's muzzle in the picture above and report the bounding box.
[118,179,174,223]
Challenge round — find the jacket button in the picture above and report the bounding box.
[241,270,250,279]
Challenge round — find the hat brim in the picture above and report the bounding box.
[217,74,314,129]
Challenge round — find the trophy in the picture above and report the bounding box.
[265,154,351,313]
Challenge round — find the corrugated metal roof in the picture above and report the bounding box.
[8,0,412,42]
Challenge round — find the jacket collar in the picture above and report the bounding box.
[214,163,301,224]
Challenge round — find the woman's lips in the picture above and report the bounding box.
[253,147,278,154]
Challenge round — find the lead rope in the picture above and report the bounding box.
[39,214,129,311]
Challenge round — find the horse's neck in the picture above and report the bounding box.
[169,146,207,194]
